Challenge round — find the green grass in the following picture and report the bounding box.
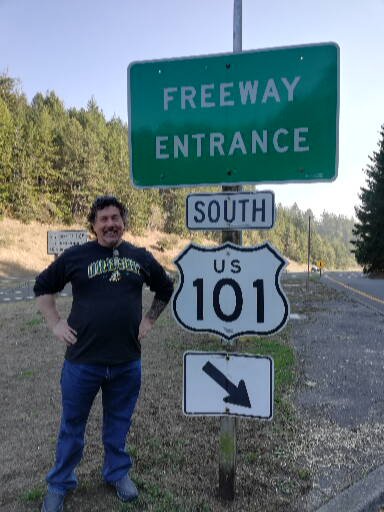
[119,480,182,511]
[298,468,311,481]
[26,317,43,327]
[18,369,35,379]
[135,436,186,470]
[122,486,212,512]
[244,451,258,464]
[239,335,296,393]
[21,485,45,502]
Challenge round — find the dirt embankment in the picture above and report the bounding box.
[0,217,307,278]
[0,218,189,278]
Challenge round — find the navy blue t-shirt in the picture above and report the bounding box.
[34,240,174,365]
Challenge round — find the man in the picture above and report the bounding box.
[34,195,174,512]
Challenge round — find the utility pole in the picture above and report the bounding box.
[306,215,311,291]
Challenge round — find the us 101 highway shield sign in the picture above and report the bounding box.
[172,242,289,339]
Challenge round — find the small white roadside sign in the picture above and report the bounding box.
[186,191,275,230]
[47,230,88,255]
[183,351,274,419]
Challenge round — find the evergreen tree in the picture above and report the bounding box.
[160,188,188,235]
[0,72,362,269]
[0,96,14,214]
[352,125,384,274]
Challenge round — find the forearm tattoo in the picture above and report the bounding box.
[146,298,168,321]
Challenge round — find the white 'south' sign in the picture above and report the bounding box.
[186,191,275,230]
[172,242,289,339]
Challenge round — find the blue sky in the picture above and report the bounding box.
[1,0,383,220]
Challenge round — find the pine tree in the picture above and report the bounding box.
[352,125,384,274]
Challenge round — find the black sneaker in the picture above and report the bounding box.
[114,474,139,502]
[41,490,65,512]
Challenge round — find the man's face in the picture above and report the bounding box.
[92,205,125,248]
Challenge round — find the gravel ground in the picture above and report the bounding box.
[287,277,384,511]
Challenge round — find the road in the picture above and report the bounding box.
[0,277,71,303]
[2,270,383,310]
[322,270,384,314]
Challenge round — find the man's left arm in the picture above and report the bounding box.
[138,297,169,340]
[138,255,174,340]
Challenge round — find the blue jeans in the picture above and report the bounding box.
[46,359,141,494]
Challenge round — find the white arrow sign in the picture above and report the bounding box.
[173,242,289,339]
[183,351,274,418]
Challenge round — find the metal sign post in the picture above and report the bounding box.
[220,0,242,500]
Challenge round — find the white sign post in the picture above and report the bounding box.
[172,242,289,339]
[184,351,274,419]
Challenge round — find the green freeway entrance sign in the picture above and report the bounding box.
[128,43,339,188]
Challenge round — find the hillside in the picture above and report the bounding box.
[0,75,358,271]
[0,217,307,279]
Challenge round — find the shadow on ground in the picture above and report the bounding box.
[0,259,40,280]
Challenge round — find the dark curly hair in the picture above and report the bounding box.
[87,196,128,234]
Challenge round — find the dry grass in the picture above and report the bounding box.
[0,218,68,277]
[0,217,307,279]
[0,287,308,512]
[0,218,198,278]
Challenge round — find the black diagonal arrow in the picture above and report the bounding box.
[202,361,251,408]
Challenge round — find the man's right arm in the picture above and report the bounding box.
[37,294,77,346]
